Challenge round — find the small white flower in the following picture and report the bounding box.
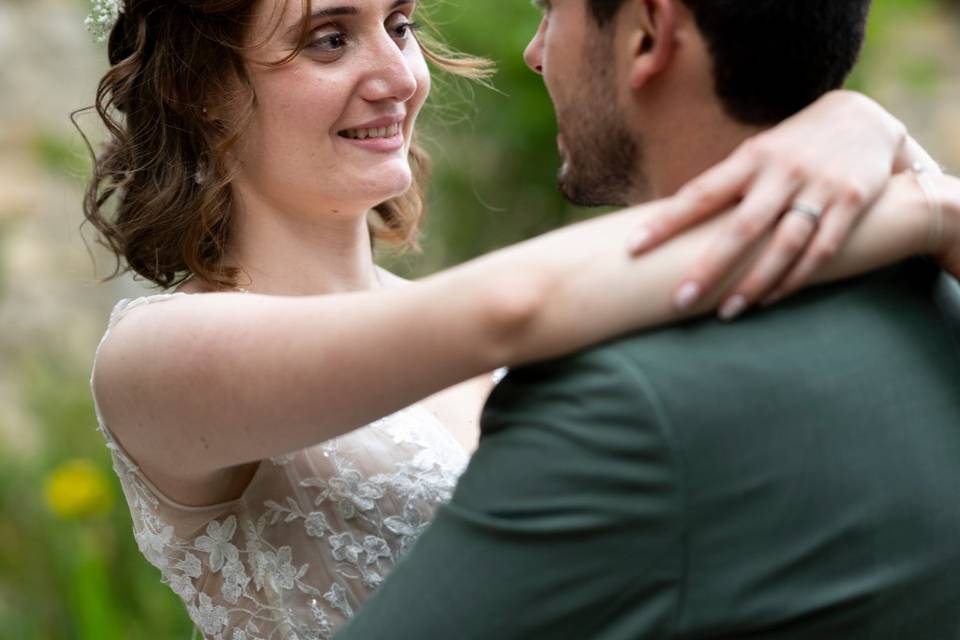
[256,546,299,592]
[196,516,240,573]
[361,568,384,589]
[304,512,329,539]
[85,0,123,43]
[323,583,353,618]
[362,536,391,566]
[168,573,196,601]
[135,525,174,569]
[384,506,431,554]
[187,593,229,636]
[221,559,250,604]
[327,471,385,517]
[328,533,364,565]
[176,553,203,579]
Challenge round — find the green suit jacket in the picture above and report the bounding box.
[338,260,960,639]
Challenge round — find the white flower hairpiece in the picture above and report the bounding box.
[85,0,123,44]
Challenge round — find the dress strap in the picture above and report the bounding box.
[105,292,192,334]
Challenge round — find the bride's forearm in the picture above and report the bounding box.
[467,204,733,366]
[495,174,936,366]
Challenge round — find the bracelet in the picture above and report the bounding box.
[912,161,945,254]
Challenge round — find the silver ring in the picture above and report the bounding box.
[788,202,823,225]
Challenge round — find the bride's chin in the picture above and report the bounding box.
[362,174,415,204]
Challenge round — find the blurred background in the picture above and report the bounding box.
[0,0,957,637]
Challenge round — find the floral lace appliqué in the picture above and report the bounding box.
[92,296,468,639]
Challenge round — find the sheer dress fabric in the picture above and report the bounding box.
[90,294,472,639]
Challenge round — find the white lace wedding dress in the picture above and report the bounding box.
[90,294,475,640]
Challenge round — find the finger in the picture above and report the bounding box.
[629,153,757,255]
[717,211,818,320]
[762,198,862,304]
[672,171,802,310]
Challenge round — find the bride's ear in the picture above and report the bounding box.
[623,0,678,91]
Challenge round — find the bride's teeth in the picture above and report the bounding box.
[343,124,401,140]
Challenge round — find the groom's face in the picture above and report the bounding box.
[525,0,643,207]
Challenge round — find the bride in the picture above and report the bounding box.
[84,0,958,638]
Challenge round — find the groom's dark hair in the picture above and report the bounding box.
[587,0,872,125]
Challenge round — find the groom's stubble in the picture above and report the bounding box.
[555,31,649,208]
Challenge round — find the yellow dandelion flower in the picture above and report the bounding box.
[44,459,114,520]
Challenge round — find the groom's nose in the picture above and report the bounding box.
[524,18,546,75]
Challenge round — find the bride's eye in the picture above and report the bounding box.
[308,28,348,55]
[387,12,421,42]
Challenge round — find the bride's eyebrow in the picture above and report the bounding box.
[284,0,414,40]
[302,0,414,21]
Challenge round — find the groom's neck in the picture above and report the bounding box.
[635,107,770,204]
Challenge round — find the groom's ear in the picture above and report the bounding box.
[622,0,678,91]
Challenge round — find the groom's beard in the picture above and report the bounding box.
[555,45,647,207]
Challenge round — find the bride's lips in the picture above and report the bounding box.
[338,116,406,153]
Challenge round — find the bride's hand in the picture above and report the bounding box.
[627,90,913,318]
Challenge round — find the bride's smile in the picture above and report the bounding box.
[236,0,429,220]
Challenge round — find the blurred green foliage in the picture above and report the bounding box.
[30,131,92,180]
[0,0,951,638]
[0,353,194,639]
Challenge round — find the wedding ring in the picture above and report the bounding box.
[788,202,823,226]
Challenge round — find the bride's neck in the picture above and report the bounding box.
[218,199,382,297]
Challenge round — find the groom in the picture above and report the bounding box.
[339,1,960,637]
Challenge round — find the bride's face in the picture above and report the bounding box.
[235,0,430,217]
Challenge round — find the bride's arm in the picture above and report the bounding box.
[504,171,952,364]
[94,173,946,479]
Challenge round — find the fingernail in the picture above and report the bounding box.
[628,227,652,254]
[673,281,701,310]
[719,295,747,321]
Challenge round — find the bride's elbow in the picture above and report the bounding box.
[478,270,548,368]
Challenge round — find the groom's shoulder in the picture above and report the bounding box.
[606,258,955,369]
[483,332,677,454]
[492,258,959,422]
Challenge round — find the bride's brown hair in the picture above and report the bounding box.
[80,0,491,290]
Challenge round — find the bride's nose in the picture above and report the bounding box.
[357,33,419,103]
